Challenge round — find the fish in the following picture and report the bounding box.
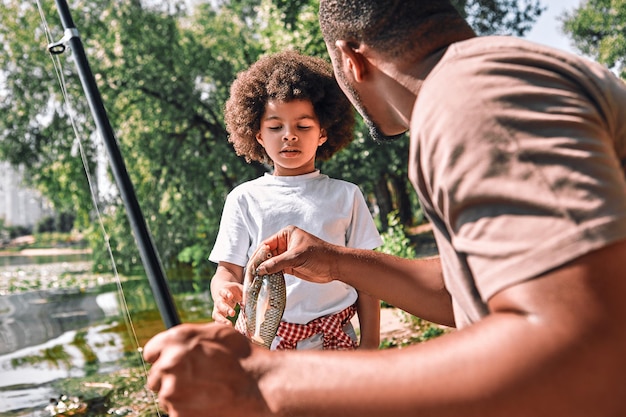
[253,278,271,344]
[242,247,286,349]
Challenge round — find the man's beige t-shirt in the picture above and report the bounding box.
[409,36,626,327]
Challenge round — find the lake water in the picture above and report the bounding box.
[0,255,213,416]
[0,253,92,268]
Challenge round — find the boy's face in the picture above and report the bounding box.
[256,99,327,177]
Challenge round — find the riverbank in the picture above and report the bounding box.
[0,247,91,257]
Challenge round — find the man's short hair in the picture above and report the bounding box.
[319,0,461,59]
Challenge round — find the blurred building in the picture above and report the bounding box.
[0,161,53,229]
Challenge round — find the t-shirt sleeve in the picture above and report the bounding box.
[414,45,626,300]
[208,192,250,267]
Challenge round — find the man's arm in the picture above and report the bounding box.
[144,235,626,417]
[255,226,454,326]
[255,238,626,417]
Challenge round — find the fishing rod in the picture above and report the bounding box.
[47,0,181,329]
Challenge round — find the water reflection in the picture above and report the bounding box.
[0,323,123,387]
[0,289,113,356]
[0,260,214,416]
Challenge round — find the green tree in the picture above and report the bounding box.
[0,0,97,227]
[562,0,626,79]
[0,0,545,283]
[454,0,545,35]
[0,0,264,279]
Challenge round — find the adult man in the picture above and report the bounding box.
[144,1,626,416]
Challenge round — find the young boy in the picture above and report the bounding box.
[209,50,382,350]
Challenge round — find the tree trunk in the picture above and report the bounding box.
[374,176,393,230]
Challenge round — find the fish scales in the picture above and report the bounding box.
[244,271,286,349]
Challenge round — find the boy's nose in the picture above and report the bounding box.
[283,131,298,141]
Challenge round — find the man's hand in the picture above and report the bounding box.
[255,225,339,283]
[143,323,271,417]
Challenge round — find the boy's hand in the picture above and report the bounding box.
[211,282,243,325]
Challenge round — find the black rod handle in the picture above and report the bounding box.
[52,0,181,329]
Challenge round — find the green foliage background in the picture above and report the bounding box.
[562,0,626,80]
[0,0,546,287]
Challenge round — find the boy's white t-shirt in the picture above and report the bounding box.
[209,170,382,324]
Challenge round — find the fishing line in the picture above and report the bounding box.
[35,1,162,414]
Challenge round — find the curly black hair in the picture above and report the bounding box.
[224,50,356,165]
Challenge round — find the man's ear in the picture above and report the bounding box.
[335,40,367,82]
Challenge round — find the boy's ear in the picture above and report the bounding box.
[318,129,328,146]
[256,132,264,146]
[336,40,366,82]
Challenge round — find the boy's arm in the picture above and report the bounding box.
[210,261,244,325]
[355,290,380,349]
